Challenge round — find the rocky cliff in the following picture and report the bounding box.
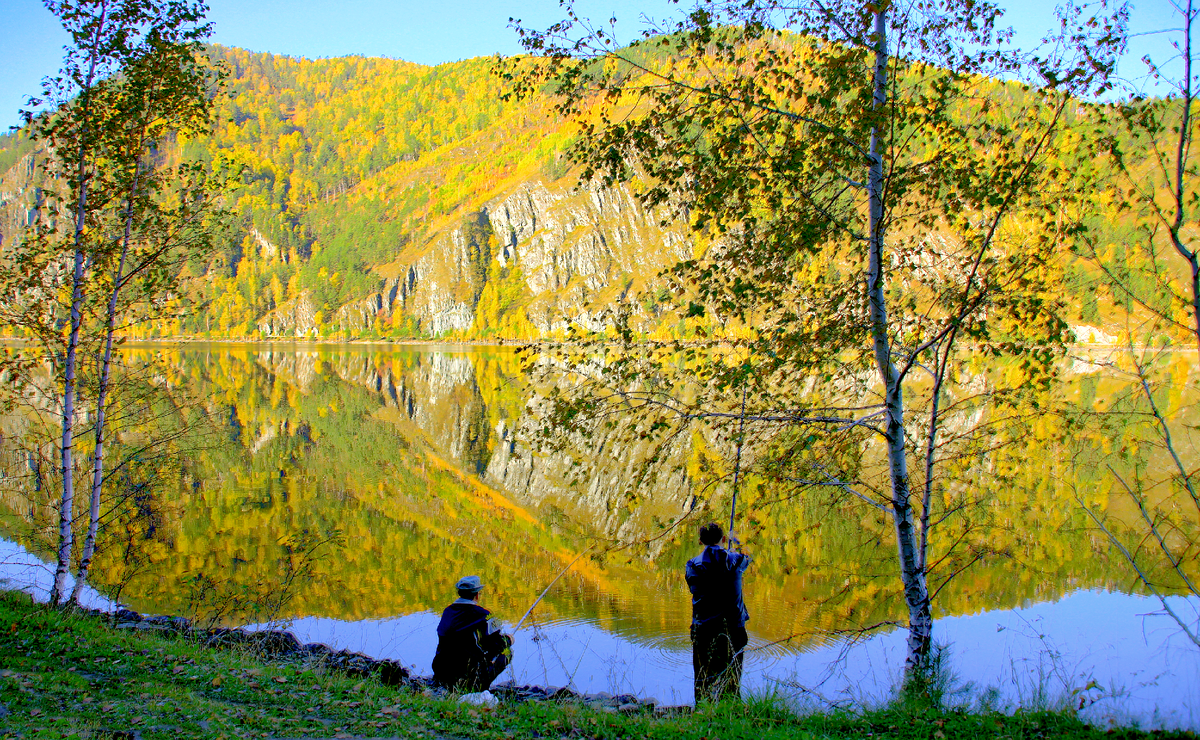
[0,153,41,252]
[253,179,692,339]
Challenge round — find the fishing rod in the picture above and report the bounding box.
[728,378,748,547]
[493,544,597,682]
[513,544,596,632]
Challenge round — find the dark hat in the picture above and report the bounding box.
[455,575,484,593]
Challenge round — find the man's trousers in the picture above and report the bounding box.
[691,617,748,702]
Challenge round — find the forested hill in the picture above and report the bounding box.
[0,45,1120,342]
[175,45,668,341]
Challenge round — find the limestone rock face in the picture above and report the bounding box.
[386,178,687,336]
[258,291,319,337]
[255,179,692,338]
[490,181,682,294]
[250,228,285,262]
[0,154,42,250]
[484,181,690,334]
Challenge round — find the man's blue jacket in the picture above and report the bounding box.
[685,545,751,628]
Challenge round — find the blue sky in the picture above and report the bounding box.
[0,0,1182,131]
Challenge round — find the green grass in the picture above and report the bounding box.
[0,590,1194,740]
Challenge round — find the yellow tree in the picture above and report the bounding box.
[1,0,220,605]
[1074,0,1200,647]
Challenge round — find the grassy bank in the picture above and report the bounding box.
[0,590,1192,740]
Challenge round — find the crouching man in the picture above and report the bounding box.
[432,575,513,692]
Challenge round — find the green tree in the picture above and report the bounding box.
[507,0,1125,677]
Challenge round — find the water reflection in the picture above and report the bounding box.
[0,343,1196,727]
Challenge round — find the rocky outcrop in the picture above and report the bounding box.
[255,179,693,339]
[257,291,319,337]
[0,153,43,251]
[477,180,690,334]
[329,270,412,336]
[249,228,286,262]
[489,181,687,297]
[402,220,487,335]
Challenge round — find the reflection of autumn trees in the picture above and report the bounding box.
[1064,353,1200,612]
[0,346,1183,648]
[0,351,208,601]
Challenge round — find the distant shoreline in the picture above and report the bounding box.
[0,335,534,348]
[0,334,1160,352]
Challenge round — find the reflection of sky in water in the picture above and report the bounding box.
[4,537,1197,728]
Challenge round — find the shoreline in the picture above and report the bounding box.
[0,334,1151,352]
[2,589,1194,740]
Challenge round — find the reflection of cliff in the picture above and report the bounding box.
[241,344,703,558]
[251,347,498,473]
[484,410,697,541]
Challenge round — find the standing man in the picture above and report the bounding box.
[685,522,751,702]
[432,575,513,692]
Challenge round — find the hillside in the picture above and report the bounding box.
[0,44,1143,343]
[0,45,701,342]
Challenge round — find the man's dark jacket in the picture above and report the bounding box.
[685,545,751,627]
[431,600,510,691]
[685,544,752,700]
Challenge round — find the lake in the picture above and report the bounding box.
[0,342,1196,728]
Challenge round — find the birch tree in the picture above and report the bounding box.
[505,0,1125,676]
[4,0,219,606]
[69,26,223,604]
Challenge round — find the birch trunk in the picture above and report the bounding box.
[50,1,110,606]
[864,3,933,674]
[1169,0,1200,358]
[70,157,140,605]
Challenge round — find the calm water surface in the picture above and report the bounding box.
[0,343,1196,727]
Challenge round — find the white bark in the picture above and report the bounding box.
[71,156,140,605]
[864,4,932,673]
[50,0,111,606]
